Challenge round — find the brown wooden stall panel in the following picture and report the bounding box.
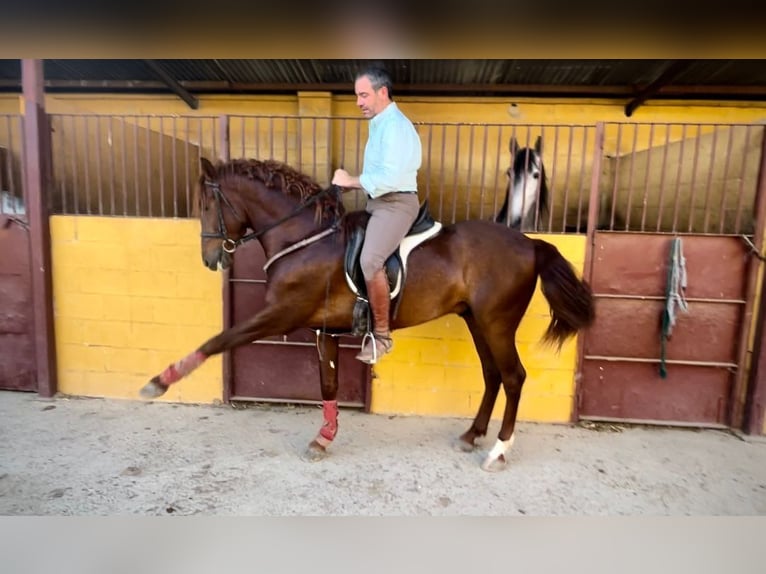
[591,233,747,299]
[580,361,731,426]
[228,239,368,407]
[580,232,747,426]
[585,298,740,365]
[0,221,35,391]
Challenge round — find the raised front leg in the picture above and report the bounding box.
[139,304,310,400]
[304,331,340,462]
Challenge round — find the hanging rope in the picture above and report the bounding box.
[660,237,689,378]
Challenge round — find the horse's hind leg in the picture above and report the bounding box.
[304,331,340,462]
[456,313,502,452]
[482,344,526,472]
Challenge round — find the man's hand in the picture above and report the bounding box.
[332,168,360,189]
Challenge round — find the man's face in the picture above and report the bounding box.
[355,75,387,119]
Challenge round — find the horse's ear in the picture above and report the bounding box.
[534,135,542,153]
[509,137,518,156]
[200,157,217,180]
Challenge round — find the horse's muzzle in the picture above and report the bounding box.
[203,247,232,271]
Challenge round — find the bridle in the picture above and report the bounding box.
[199,178,340,255]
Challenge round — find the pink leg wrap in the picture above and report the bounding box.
[315,400,339,447]
[158,350,208,386]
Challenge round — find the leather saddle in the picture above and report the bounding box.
[344,198,442,336]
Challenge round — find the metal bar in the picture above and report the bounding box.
[702,127,719,233]
[573,121,605,422]
[718,125,737,234]
[83,117,91,214]
[734,125,753,234]
[183,117,190,217]
[654,124,671,231]
[172,117,178,218]
[593,293,746,304]
[145,116,152,217]
[229,396,364,409]
[425,124,433,209]
[478,125,488,220]
[492,126,503,223]
[106,117,115,215]
[584,355,738,368]
[95,116,103,215]
[671,123,687,232]
[624,124,640,230]
[548,125,558,232]
[574,127,589,233]
[560,126,574,231]
[639,123,655,231]
[578,415,730,430]
[21,58,57,398]
[730,127,766,430]
[159,117,165,217]
[609,123,623,230]
[438,124,446,221]
[132,119,139,215]
[465,125,475,220]
[450,125,460,223]
[120,117,128,216]
[687,124,703,232]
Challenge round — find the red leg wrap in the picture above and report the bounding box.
[318,400,339,442]
[158,350,208,386]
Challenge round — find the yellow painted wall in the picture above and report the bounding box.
[371,234,586,422]
[50,216,223,404]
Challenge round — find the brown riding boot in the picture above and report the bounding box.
[356,269,393,364]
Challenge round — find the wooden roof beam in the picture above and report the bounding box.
[624,60,696,117]
[142,59,199,110]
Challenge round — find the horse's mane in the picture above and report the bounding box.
[213,158,346,225]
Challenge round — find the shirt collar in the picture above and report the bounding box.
[370,101,398,127]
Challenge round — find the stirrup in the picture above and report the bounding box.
[356,331,393,365]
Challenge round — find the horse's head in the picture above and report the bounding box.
[197,157,249,271]
[500,135,548,229]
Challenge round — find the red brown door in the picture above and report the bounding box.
[0,215,35,391]
[226,239,370,408]
[578,232,747,427]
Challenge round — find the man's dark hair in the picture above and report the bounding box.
[355,65,394,100]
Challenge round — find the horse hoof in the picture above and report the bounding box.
[303,440,328,462]
[480,454,508,473]
[453,437,475,453]
[139,379,167,399]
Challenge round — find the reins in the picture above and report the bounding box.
[201,179,341,256]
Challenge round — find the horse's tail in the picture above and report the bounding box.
[533,239,596,350]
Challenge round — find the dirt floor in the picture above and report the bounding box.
[1,390,765,516]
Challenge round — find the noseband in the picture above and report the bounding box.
[200,179,340,255]
[200,180,244,254]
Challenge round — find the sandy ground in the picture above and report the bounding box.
[1,390,765,516]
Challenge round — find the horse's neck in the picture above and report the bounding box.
[243,183,331,256]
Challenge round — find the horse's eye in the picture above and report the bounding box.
[533,173,540,179]
[507,168,513,177]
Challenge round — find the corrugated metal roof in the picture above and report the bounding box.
[1,59,765,101]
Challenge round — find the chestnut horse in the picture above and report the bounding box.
[140,157,595,472]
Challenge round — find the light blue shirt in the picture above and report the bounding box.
[359,102,422,199]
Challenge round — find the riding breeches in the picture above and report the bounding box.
[361,191,420,280]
